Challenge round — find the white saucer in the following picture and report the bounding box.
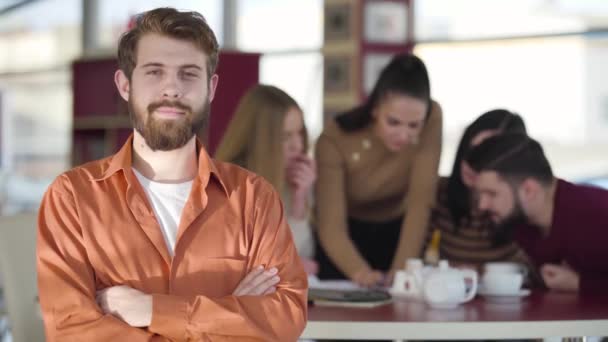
[478,287,531,303]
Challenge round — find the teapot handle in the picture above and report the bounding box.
[459,269,478,303]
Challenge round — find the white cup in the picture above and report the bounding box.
[482,272,523,295]
[484,262,527,276]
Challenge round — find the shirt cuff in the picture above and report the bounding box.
[578,273,608,295]
[149,293,189,340]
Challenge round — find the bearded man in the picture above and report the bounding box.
[36,7,307,342]
[466,133,608,295]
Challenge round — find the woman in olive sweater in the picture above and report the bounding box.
[315,53,442,287]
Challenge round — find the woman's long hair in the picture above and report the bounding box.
[215,84,307,194]
[446,109,527,226]
[336,53,431,132]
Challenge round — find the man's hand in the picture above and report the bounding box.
[352,267,384,288]
[541,263,580,292]
[233,266,280,296]
[96,285,152,327]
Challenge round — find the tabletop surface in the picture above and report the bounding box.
[308,291,608,322]
[303,291,608,340]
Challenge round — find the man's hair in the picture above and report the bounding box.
[466,133,554,186]
[117,7,219,80]
[447,109,526,227]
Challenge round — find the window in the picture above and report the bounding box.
[98,0,223,49]
[416,36,608,180]
[236,0,324,140]
[0,0,81,214]
[414,0,608,41]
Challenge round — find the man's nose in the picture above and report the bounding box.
[162,74,182,99]
[478,197,490,211]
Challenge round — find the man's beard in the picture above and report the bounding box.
[491,195,528,246]
[129,95,209,151]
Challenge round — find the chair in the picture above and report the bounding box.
[0,213,45,342]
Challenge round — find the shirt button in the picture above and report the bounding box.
[362,139,371,150]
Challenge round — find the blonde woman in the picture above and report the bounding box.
[215,85,318,274]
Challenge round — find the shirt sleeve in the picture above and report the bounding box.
[314,131,370,278]
[390,102,443,271]
[37,175,166,342]
[579,273,608,295]
[148,179,308,342]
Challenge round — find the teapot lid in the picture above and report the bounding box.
[438,260,450,270]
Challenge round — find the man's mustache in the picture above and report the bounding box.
[147,100,192,113]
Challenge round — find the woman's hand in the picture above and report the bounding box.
[287,155,316,219]
[301,257,319,275]
[352,267,384,288]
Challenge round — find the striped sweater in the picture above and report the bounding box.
[430,177,528,266]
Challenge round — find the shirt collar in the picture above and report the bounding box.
[93,134,228,197]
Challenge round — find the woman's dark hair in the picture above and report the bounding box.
[335,53,431,132]
[447,109,527,226]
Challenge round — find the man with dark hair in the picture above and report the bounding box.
[37,7,307,341]
[466,133,608,294]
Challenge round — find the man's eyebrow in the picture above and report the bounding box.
[141,62,163,68]
[140,63,203,71]
[180,64,203,71]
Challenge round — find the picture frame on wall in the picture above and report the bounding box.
[324,55,354,94]
[364,1,408,44]
[325,2,354,42]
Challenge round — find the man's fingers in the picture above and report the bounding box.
[541,264,565,287]
[234,267,278,296]
[263,286,276,295]
[240,268,278,295]
[541,264,561,277]
[233,266,265,295]
[249,275,280,296]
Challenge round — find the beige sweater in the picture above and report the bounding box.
[314,101,443,277]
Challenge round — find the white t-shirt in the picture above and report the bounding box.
[133,169,193,256]
[283,189,315,258]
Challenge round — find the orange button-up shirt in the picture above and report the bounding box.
[37,136,308,341]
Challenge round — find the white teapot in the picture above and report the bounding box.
[422,260,478,309]
[390,258,430,300]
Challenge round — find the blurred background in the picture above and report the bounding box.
[1,0,608,338]
[2,0,608,218]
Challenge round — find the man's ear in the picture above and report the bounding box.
[207,73,219,103]
[460,161,477,187]
[114,69,130,102]
[520,178,541,202]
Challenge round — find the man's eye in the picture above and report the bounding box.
[181,71,200,79]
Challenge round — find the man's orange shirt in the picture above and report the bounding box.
[37,136,308,341]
